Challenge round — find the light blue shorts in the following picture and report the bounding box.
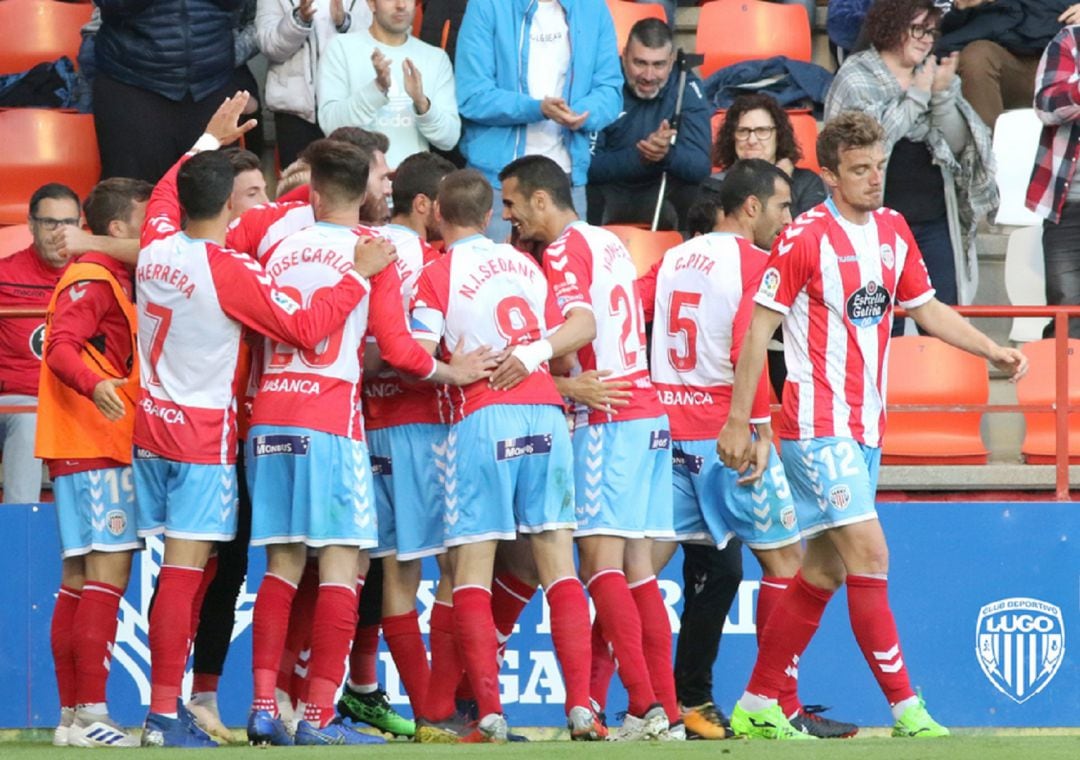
[368,423,448,560]
[133,448,238,541]
[781,436,881,539]
[246,425,378,548]
[54,466,142,558]
[444,404,575,545]
[573,416,674,539]
[666,438,800,551]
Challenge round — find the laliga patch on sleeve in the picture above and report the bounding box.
[759,267,781,300]
[496,434,553,461]
[270,289,301,315]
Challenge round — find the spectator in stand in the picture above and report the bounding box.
[825,0,995,324]
[318,0,460,169]
[0,185,79,504]
[419,0,468,63]
[1027,23,1080,338]
[256,0,372,169]
[455,0,623,242]
[92,1,246,183]
[939,1,1080,131]
[587,18,711,230]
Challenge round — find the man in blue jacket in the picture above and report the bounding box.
[455,0,623,242]
[587,18,711,231]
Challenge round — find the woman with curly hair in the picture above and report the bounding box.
[824,0,996,328]
[706,93,827,218]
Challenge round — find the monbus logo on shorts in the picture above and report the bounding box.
[252,434,311,457]
[496,434,552,461]
[975,597,1065,704]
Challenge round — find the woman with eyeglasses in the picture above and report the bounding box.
[824,0,996,332]
[706,93,827,219]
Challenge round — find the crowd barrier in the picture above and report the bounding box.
[1,499,1075,729]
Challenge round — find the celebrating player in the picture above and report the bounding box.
[718,112,1028,740]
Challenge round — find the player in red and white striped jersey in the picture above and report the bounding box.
[134,95,387,749]
[497,155,674,739]
[719,112,1028,740]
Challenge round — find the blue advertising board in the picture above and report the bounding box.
[1,501,1076,728]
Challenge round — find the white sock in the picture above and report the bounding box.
[78,702,108,717]
[738,692,777,714]
[189,691,218,708]
[347,681,378,694]
[891,696,919,721]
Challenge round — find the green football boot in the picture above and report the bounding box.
[337,686,416,738]
[891,697,950,738]
[730,702,817,740]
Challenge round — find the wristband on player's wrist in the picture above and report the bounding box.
[190,134,221,154]
[510,339,553,374]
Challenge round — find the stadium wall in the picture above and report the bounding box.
[1,501,1075,728]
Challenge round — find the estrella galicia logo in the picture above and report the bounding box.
[976,597,1065,704]
[29,323,46,359]
[253,434,310,457]
[496,434,552,461]
[370,455,393,475]
[845,280,890,327]
[649,429,671,450]
[672,446,703,474]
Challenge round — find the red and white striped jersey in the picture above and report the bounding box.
[252,222,436,440]
[363,224,449,430]
[411,234,563,420]
[754,202,935,447]
[134,158,367,464]
[226,201,315,267]
[542,221,662,425]
[650,233,772,440]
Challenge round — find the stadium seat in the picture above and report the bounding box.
[992,109,1043,227]
[1016,338,1080,464]
[0,0,93,75]
[604,0,668,54]
[603,225,682,275]
[881,336,989,465]
[0,109,101,225]
[709,108,820,172]
[695,0,813,79]
[0,224,33,258]
[1004,226,1050,343]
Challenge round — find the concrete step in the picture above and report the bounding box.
[878,463,1079,492]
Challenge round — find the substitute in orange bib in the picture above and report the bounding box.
[36,177,153,748]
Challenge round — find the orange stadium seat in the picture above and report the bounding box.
[881,336,989,465]
[710,108,820,172]
[0,224,34,258]
[603,225,682,276]
[0,109,101,225]
[1016,338,1080,464]
[0,0,93,75]
[695,0,812,79]
[605,0,668,54]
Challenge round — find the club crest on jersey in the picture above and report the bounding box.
[672,447,703,474]
[650,430,672,450]
[370,455,393,475]
[759,268,780,299]
[496,434,552,461]
[270,289,301,315]
[106,509,128,536]
[976,597,1065,704]
[29,323,46,359]
[252,434,310,457]
[880,243,895,270]
[828,484,851,511]
[846,281,890,327]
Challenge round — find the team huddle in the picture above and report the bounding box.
[38,94,1027,748]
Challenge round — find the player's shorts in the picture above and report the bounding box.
[444,404,575,545]
[246,425,377,549]
[663,438,800,551]
[368,422,448,560]
[133,448,238,541]
[573,415,674,539]
[53,466,142,558]
[781,436,881,539]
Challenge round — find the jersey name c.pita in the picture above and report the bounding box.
[411,234,562,420]
[543,222,661,424]
[754,203,935,447]
[650,233,772,440]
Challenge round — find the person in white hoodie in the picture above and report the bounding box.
[317,0,461,169]
[256,0,372,167]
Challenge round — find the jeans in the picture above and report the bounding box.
[893,215,956,336]
[0,394,43,504]
[1042,200,1080,339]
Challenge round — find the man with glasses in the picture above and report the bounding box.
[0,184,80,504]
[587,18,711,230]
